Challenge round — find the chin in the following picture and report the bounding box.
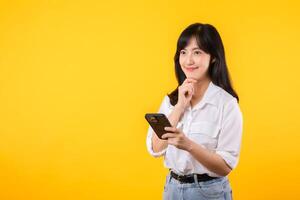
[185,74,202,80]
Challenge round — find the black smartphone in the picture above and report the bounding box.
[145,113,173,140]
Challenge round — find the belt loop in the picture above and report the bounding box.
[167,169,172,183]
[193,173,199,184]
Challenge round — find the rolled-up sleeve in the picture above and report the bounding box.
[216,98,243,169]
[146,95,172,158]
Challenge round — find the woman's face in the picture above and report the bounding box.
[179,37,212,81]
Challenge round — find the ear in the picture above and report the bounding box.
[211,58,216,63]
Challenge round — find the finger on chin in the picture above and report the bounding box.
[186,78,197,82]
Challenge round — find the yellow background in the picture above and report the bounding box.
[1,0,300,199]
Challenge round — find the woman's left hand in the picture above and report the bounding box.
[162,127,192,151]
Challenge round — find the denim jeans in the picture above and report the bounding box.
[163,172,233,200]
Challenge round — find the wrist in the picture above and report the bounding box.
[186,139,195,152]
[174,104,185,114]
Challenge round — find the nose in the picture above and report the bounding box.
[186,53,194,66]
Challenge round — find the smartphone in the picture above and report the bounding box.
[145,113,173,140]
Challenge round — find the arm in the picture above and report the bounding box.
[152,104,185,153]
[187,142,232,176]
[147,78,196,157]
[162,127,232,176]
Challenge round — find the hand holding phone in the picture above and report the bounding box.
[145,113,173,140]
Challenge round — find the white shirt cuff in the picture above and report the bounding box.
[216,150,238,169]
[146,128,167,158]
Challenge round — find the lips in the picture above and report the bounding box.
[185,67,198,72]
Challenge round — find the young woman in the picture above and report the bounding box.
[146,23,243,200]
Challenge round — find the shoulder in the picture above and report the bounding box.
[212,84,238,108]
[161,95,171,106]
[158,94,173,114]
[212,85,242,122]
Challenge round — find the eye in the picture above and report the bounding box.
[180,50,186,55]
[194,51,202,55]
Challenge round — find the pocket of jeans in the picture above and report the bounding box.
[189,121,220,150]
[197,179,224,198]
[222,178,232,193]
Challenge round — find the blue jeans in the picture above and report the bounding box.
[163,172,233,200]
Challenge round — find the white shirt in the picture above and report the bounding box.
[146,81,243,177]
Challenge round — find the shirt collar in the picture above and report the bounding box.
[187,80,220,111]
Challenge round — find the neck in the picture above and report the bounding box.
[192,77,211,100]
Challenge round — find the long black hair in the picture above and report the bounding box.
[168,23,239,106]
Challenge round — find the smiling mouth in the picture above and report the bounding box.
[185,67,198,72]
